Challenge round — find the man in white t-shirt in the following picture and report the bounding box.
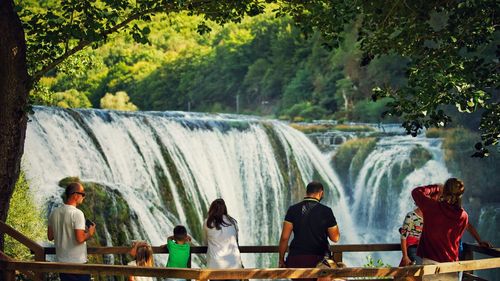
[48,182,96,281]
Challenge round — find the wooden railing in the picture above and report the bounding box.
[2,257,500,281]
[1,220,499,281]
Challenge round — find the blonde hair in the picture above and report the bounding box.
[441,178,465,207]
[135,244,154,267]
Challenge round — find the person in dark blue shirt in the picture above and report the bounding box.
[278,181,340,281]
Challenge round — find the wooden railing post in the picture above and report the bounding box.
[333,252,342,263]
[2,269,16,281]
[462,242,474,276]
[0,253,15,281]
[33,248,46,281]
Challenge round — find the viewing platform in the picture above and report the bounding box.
[1,221,499,281]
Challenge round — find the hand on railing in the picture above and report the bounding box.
[478,240,493,248]
[278,257,286,268]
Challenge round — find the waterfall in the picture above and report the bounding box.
[348,135,451,265]
[22,106,358,267]
[471,203,500,280]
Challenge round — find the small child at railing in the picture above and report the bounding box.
[128,241,154,281]
[165,225,191,268]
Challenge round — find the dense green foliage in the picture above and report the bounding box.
[100,91,138,111]
[5,172,46,260]
[278,0,498,156]
[33,10,406,123]
[21,1,498,153]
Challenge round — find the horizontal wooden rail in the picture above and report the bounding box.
[0,220,45,281]
[463,272,489,281]
[0,250,37,281]
[0,221,44,255]
[1,258,500,280]
[463,244,500,257]
[0,250,13,262]
[42,244,403,255]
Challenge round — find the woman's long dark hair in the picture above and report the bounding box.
[207,198,236,230]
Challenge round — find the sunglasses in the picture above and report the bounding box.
[73,192,86,197]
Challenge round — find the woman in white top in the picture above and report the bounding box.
[204,198,243,272]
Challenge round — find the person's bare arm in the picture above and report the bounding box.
[400,239,412,266]
[75,224,95,244]
[467,222,493,248]
[327,225,340,243]
[278,221,293,268]
[47,225,54,241]
[128,276,134,281]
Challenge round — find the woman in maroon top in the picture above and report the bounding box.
[412,178,468,280]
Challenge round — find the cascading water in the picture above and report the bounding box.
[22,106,358,267]
[347,135,451,265]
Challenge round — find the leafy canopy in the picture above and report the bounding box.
[17,0,498,155]
[278,0,498,156]
[17,0,268,82]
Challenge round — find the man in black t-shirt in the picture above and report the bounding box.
[278,181,340,281]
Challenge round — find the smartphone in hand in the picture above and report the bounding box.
[85,219,95,228]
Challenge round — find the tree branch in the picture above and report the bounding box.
[31,7,163,84]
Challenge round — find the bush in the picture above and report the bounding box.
[53,89,92,108]
[332,138,377,187]
[299,105,327,121]
[290,123,334,133]
[351,97,400,123]
[285,102,311,119]
[292,116,305,122]
[100,91,138,111]
[334,124,375,132]
[5,172,46,260]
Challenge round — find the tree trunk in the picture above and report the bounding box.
[0,0,30,252]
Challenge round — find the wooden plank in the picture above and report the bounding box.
[0,260,16,281]
[3,261,201,279]
[201,267,416,279]
[0,250,13,261]
[0,251,39,281]
[462,243,475,276]
[463,243,500,257]
[330,244,401,252]
[333,252,342,263]
[33,250,46,281]
[419,258,500,275]
[462,272,489,281]
[0,221,44,253]
[0,261,419,279]
[3,269,16,281]
[2,259,500,280]
[5,254,499,280]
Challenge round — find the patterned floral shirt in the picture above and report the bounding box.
[400,210,423,247]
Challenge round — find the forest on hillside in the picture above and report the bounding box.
[32,7,409,123]
[24,0,490,134]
